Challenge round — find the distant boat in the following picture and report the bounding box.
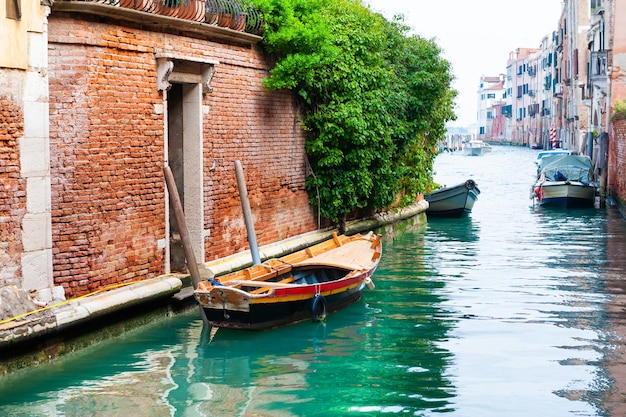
[194,232,382,330]
[425,179,480,217]
[463,140,490,156]
[531,154,596,208]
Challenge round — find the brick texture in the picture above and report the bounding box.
[48,15,316,298]
[0,95,26,287]
[609,118,626,206]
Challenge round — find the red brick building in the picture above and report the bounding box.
[607,0,626,211]
[1,0,317,302]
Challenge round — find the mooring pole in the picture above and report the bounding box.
[163,166,209,326]
[234,160,261,265]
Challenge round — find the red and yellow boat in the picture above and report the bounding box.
[194,232,382,330]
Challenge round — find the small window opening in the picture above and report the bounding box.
[7,0,22,20]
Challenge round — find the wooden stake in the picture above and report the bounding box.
[163,166,209,327]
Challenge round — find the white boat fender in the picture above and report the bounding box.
[364,277,375,290]
[311,294,327,322]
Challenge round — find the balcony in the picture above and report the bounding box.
[589,50,608,84]
[52,0,264,43]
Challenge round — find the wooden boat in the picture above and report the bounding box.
[194,232,382,330]
[425,179,480,217]
[531,154,596,208]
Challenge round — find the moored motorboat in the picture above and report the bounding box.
[531,154,596,208]
[463,140,486,156]
[425,179,480,217]
[194,232,382,330]
[535,149,572,167]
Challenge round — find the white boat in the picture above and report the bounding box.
[425,179,480,217]
[531,154,596,208]
[463,140,489,156]
[535,149,572,164]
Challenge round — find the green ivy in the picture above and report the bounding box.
[253,0,457,229]
[612,99,626,122]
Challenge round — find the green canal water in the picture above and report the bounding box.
[2,146,626,416]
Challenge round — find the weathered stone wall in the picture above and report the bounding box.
[48,15,316,298]
[0,87,26,288]
[609,117,626,208]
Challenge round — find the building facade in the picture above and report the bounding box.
[476,75,505,142]
[1,0,59,301]
[1,0,318,304]
[604,0,626,207]
[476,0,626,208]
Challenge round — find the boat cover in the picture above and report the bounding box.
[538,155,593,184]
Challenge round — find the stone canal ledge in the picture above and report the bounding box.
[0,201,428,375]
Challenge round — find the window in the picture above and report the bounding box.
[544,74,552,90]
[600,20,605,50]
[487,93,496,99]
[7,0,21,20]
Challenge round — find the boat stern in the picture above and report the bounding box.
[195,285,252,313]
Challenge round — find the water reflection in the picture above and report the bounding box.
[426,216,480,244]
[0,286,457,417]
[431,147,617,416]
[366,220,457,414]
[3,147,626,416]
[598,206,626,416]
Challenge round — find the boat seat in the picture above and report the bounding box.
[243,277,298,294]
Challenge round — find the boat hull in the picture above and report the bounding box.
[200,275,368,330]
[194,232,381,330]
[532,154,596,208]
[534,182,595,208]
[425,180,480,217]
[462,140,489,156]
[463,146,483,156]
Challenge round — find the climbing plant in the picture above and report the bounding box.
[252,0,457,229]
[612,99,626,122]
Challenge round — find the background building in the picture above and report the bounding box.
[476,75,506,142]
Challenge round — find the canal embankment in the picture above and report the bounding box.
[0,200,428,375]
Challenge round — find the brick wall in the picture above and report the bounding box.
[48,15,316,297]
[0,92,25,287]
[203,59,316,258]
[609,117,626,207]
